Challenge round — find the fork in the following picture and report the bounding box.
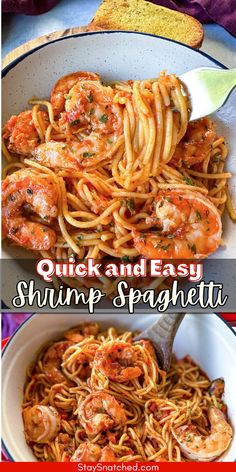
[180,67,236,121]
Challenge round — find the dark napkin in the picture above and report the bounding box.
[2,0,59,15]
[150,1,236,37]
[1,313,30,338]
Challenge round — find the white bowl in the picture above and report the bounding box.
[2,32,236,307]
[2,312,236,462]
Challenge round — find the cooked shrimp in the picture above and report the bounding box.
[33,135,113,169]
[2,169,58,250]
[43,341,73,384]
[172,406,233,462]
[93,341,142,382]
[100,446,117,462]
[23,405,61,444]
[64,322,99,343]
[50,71,100,115]
[2,110,48,156]
[59,80,123,137]
[171,118,216,168]
[78,391,126,435]
[209,378,225,399]
[71,442,116,462]
[132,189,222,259]
[70,442,101,462]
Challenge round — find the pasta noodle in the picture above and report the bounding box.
[22,323,232,462]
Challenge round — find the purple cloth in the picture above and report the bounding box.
[2,313,31,338]
[150,1,236,37]
[2,0,59,15]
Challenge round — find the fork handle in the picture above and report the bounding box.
[135,313,185,371]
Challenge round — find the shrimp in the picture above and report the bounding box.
[78,391,126,435]
[32,135,113,170]
[100,446,117,462]
[43,341,73,384]
[64,322,99,343]
[2,169,58,250]
[93,341,142,382]
[50,71,100,116]
[209,378,225,399]
[59,80,123,137]
[132,189,222,259]
[70,443,116,462]
[172,406,233,461]
[23,405,61,444]
[171,118,216,168]
[2,110,48,156]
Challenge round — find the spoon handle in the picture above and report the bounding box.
[135,313,185,371]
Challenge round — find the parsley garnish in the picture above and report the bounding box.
[87,91,93,103]
[195,210,202,220]
[82,152,95,158]
[122,256,129,262]
[26,188,33,195]
[188,243,196,254]
[89,108,95,115]
[184,177,193,186]
[70,118,80,126]
[127,198,135,214]
[99,114,108,123]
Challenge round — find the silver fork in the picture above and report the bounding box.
[180,67,236,121]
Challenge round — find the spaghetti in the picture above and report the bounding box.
[2,71,236,295]
[22,322,232,462]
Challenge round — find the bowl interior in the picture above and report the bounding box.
[2,313,236,462]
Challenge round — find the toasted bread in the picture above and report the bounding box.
[90,0,204,49]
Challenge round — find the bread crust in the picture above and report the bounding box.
[90,0,204,49]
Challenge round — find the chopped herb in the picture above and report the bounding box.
[8,194,16,202]
[82,152,95,158]
[67,95,71,100]
[77,235,84,241]
[195,210,202,221]
[167,234,174,239]
[42,228,48,233]
[188,243,196,254]
[161,244,170,251]
[107,138,113,144]
[87,91,93,103]
[127,198,135,214]
[81,84,85,90]
[89,108,95,115]
[99,114,108,124]
[70,148,75,154]
[70,118,80,126]
[184,177,193,186]
[122,256,129,262]
[26,188,33,195]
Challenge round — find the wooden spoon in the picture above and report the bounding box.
[134,313,185,371]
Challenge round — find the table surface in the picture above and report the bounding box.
[2,0,236,67]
